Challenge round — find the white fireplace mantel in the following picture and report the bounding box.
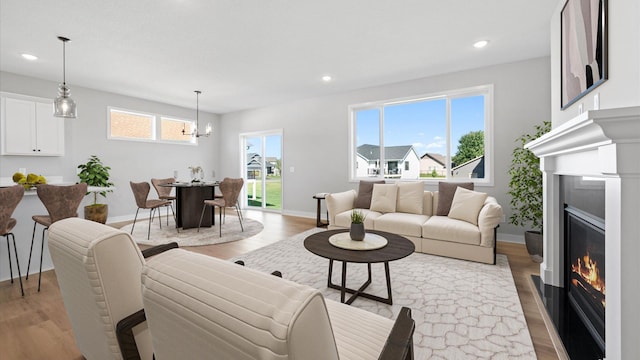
[525,106,640,360]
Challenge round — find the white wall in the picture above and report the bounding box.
[0,71,220,281]
[219,57,552,237]
[551,0,640,125]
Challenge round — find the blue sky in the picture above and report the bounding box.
[246,135,282,158]
[356,95,485,157]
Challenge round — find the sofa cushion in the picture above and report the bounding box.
[334,209,381,229]
[396,182,424,215]
[354,180,385,209]
[436,182,474,216]
[422,216,481,245]
[448,187,488,225]
[374,213,429,238]
[370,184,397,213]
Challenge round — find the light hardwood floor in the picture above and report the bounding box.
[0,211,558,359]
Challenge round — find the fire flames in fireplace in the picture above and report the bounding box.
[571,253,606,307]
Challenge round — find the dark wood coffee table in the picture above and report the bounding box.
[304,229,414,305]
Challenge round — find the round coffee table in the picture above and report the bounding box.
[304,229,414,305]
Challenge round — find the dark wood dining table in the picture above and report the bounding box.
[161,181,219,230]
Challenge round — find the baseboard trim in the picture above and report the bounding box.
[497,233,525,244]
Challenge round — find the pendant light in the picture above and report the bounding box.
[183,90,212,138]
[53,36,77,118]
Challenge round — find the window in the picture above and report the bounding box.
[109,109,154,140]
[108,108,196,144]
[349,85,492,184]
[160,117,194,142]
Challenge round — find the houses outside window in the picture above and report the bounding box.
[108,107,196,144]
[349,85,493,184]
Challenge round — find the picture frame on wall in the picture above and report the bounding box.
[561,0,608,110]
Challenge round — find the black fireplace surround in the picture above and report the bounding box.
[533,176,606,359]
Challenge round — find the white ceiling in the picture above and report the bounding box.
[0,0,557,114]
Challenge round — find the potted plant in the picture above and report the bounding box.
[77,155,114,224]
[350,209,366,241]
[507,121,551,263]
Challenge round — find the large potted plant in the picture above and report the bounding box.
[507,121,551,263]
[78,155,114,224]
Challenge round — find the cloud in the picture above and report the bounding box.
[424,137,446,149]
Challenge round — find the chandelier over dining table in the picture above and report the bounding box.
[183,90,211,138]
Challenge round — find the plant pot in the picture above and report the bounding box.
[350,223,365,241]
[524,230,543,263]
[85,204,108,224]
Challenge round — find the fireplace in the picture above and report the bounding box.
[565,205,605,350]
[525,106,640,359]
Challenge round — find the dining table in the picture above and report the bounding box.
[161,181,220,230]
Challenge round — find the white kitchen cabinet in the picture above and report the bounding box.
[1,93,65,156]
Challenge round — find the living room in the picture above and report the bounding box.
[1,1,639,359]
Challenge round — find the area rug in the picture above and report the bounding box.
[120,215,263,247]
[232,228,536,360]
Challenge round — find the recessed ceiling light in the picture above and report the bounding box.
[473,40,489,49]
[321,75,332,82]
[21,53,38,61]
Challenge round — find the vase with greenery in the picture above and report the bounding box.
[77,155,114,224]
[350,209,366,241]
[507,121,551,263]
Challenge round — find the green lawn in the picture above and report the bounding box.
[247,177,281,209]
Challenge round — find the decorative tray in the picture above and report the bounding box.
[328,232,388,250]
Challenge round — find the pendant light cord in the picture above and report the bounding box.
[62,40,66,86]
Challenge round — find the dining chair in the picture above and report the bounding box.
[197,178,244,236]
[26,183,87,292]
[0,185,25,296]
[130,181,172,240]
[150,177,176,226]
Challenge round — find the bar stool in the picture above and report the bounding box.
[0,185,25,296]
[26,183,87,292]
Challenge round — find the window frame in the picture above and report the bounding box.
[107,106,197,145]
[348,84,494,185]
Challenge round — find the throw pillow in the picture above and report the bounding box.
[448,187,488,225]
[396,182,424,214]
[354,180,385,209]
[436,181,474,216]
[370,184,398,213]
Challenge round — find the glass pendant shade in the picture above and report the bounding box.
[53,36,76,118]
[54,83,77,118]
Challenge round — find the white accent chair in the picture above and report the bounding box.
[48,217,177,360]
[141,249,415,360]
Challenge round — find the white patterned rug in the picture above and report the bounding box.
[120,215,263,247]
[232,228,536,360]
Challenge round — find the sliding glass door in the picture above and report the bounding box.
[241,130,282,211]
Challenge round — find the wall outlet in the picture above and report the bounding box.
[594,93,600,110]
[501,215,506,223]
[289,166,295,173]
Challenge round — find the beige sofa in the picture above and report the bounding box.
[326,186,503,264]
